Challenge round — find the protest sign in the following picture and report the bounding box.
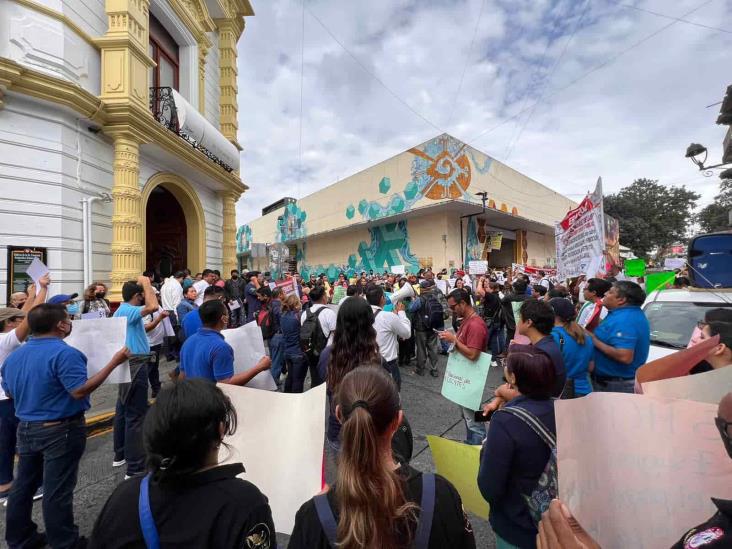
[467,260,488,275]
[555,178,606,281]
[222,322,277,391]
[81,310,106,320]
[642,365,732,404]
[275,278,297,297]
[390,265,405,275]
[624,258,646,278]
[162,317,175,338]
[268,282,277,291]
[645,271,676,294]
[489,232,503,251]
[635,335,719,387]
[218,383,327,534]
[441,351,491,410]
[66,317,130,384]
[427,436,488,519]
[584,254,603,278]
[448,278,457,289]
[664,257,686,270]
[25,257,49,294]
[435,279,448,295]
[557,393,732,549]
[332,285,347,304]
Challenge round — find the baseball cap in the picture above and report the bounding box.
[48,293,79,305]
[0,308,25,323]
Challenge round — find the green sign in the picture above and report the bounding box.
[645,271,676,294]
[441,351,492,410]
[6,246,47,305]
[624,258,646,278]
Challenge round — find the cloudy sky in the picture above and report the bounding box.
[234,0,731,226]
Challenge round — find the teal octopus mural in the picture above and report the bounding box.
[277,202,307,243]
[236,224,252,254]
[345,134,493,223]
[299,220,419,280]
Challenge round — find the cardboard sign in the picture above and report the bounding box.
[427,436,489,519]
[624,258,646,278]
[441,351,491,410]
[219,383,327,534]
[65,317,130,384]
[557,393,732,549]
[468,260,488,275]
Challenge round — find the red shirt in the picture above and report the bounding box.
[456,314,488,352]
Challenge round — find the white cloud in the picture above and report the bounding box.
[235,0,731,225]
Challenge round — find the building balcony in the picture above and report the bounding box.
[149,87,239,173]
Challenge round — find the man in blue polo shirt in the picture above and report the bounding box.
[181,285,226,342]
[180,300,271,385]
[1,303,128,549]
[112,276,158,478]
[589,280,650,393]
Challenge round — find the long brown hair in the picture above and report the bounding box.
[327,297,379,391]
[83,282,107,301]
[280,294,301,313]
[335,368,418,549]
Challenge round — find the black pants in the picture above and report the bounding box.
[147,344,162,396]
[398,335,415,365]
[306,352,324,388]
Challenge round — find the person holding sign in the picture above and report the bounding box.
[588,281,650,393]
[290,367,476,549]
[180,300,271,386]
[438,289,488,445]
[0,274,49,503]
[2,303,129,549]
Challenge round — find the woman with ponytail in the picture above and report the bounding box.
[290,367,475,549]
[89,379,275,548]
[549,297,594,397]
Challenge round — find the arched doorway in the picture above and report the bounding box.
[142,173,206,279]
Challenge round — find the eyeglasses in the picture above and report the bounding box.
[716,417,732,440]
[696,321,708,330]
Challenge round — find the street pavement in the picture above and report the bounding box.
[0,353,503,548]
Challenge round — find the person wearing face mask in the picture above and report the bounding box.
[8,292,27,309]
[1,303,129,549]
[48,293,81,320]
[112,276,159,479]
[81,282,111,318]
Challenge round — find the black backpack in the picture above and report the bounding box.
[543,277,555,291]
[422,294,444,330]
[300,307,328,356]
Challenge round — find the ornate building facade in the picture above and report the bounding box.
[0,0,252,300]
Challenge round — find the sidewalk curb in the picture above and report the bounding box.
[86,410,115,438]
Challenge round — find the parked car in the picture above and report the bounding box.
[642,288,732,361]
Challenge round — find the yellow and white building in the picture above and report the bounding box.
[238,134,576,279]
[0,0,252,300]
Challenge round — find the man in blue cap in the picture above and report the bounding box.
[47,293,80,320]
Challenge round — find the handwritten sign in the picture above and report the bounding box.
[65,317,130,384]
[557,393,732,549]
[390,265,405,275]
[468,260,488,275]
[332,285,347,305]
[427,436,489,519]
[441,351,491,410]
[219,383,327,534]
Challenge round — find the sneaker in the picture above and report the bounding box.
[3,488,41,507]
[430,369,439,378]
[112,458,126,468]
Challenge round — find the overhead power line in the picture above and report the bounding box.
[609,0,731,35]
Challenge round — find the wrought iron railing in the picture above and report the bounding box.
[149,87,233,173]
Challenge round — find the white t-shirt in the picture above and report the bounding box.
[0,329,22,400]
[144,309,166,347]
[301,304,337,346]
[193,280,210,307]
[372,306,411,362]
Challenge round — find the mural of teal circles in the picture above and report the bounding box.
[379,176,391,194]
[368,202,383,219]
[391,195,405,213]
[347,254,357,268]
[358,199,369,215]
[404,180,419,200]
[345,204,355,219]
[326,265,340,280]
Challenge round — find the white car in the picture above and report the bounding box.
[642,288,732,361]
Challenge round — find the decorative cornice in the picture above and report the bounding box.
[168,0,214,48]
[0,58,247,194]
[11,0,100,50]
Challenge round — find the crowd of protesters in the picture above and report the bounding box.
[0,259,730,549]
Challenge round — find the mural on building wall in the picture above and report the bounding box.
[236,224,252,254]
[277,202,307,242]
[298,220,420,280]
[345,134,498,223]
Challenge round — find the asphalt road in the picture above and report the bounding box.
[0,354,503,548]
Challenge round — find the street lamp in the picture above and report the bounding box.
[685,143,731,176]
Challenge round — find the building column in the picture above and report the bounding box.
[109,135,143,301]
[198,44,208,113]
[515,229,528,265]
[215,18,244,148]
[220,191,239,275]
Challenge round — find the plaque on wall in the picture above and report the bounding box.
[6,246,47,305]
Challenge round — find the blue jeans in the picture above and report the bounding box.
[461,405,485,445]
[592,377,635,394]
[6,415,86,549]
[382,359,401,391]
[113,358,149,475]
[284,351,308,393]
[0,398,19,485]
[269,334,285,384]
[487,324,506,357]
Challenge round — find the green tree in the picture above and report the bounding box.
[697,179,732,233]
[604,178,700,258]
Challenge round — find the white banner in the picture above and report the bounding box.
[66,317,130,384]
[555,177,606,280]
[222,321,276,391]
[467,260,488,275]
[218,383,327,534]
